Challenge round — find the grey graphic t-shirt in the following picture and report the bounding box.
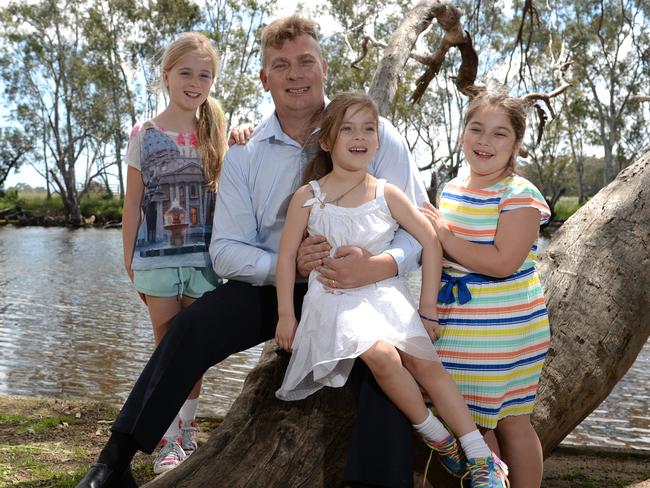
[125,121,215,270]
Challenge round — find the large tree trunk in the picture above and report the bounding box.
[532,151,650,456]
[145,343,358,487]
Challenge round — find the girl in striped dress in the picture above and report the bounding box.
[421,90,551,488]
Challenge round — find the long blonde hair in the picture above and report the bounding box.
[160,32,227,191]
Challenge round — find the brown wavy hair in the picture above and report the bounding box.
[160,32,227,191]
[303,92,379,184]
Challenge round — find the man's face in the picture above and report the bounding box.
[259,34,328,117]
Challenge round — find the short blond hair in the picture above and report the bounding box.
[260,15,321,67]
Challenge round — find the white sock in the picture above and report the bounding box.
[162,413,182,442]
[413,410,451,444]
[180,398,199,427]
[459,429,491,459]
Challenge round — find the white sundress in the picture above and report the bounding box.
[276,178,440,401]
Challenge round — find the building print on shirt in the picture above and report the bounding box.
[134,127,215,266]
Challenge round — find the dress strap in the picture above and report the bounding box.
[375,178,387,204]
[308,180,322,198]
[303,180,326,208]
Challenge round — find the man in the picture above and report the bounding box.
[78,14,426,488]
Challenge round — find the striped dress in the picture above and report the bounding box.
[434,174,551,429]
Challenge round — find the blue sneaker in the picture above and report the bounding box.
[424,434,467,477]
[462,453,509,487]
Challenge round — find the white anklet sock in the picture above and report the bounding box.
[162,413,182,442]
[413,410,451,444]
[180,398,199,427]
[459,430,491,459]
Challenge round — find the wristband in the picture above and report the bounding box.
[418,312,439,323]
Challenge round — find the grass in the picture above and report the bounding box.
[553,196,582,221]
[0,412,78,434]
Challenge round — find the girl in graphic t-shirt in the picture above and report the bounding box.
[122,32,227,474]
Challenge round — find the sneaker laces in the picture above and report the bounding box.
[155,439,185,467]
[461,455,510,488]
[427,437,463,461]
[422,436,464,486]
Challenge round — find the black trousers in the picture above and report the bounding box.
[112,280,413,487]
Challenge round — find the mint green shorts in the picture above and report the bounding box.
[133,267,222,298]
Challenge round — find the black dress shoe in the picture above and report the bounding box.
[76,463,138,488]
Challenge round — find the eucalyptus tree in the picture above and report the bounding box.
[202,0,277,129]
[0,0,106,224]
[560,0,650,183]
[82,0,140,198]
[0,127,34,189]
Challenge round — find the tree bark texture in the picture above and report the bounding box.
[532,151,650,457]
[144,342,358,487]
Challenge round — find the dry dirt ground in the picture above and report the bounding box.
[1,395,649,487]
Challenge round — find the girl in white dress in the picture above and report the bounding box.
[274,92,508,487]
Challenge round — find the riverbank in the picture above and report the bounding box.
[0,189,583,228]
[1,395,648,487]
[0,190,122,227]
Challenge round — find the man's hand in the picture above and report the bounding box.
[228,125,254,146]
[275,315,298,352]
[297,235,331,278]
[317,246,397,289]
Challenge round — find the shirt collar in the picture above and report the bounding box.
[250,96,331,147]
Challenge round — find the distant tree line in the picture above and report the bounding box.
[1,0,648,223]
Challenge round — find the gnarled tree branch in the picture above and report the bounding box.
[366,0,475,116]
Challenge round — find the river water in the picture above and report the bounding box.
[0,226,648,450]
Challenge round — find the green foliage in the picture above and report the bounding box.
[80,194,123,222]
[553,196,582,221]
[0,127,35,187]
[0,190,123,222]
[0,192,64,212]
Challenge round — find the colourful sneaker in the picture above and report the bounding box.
[181,419,198,454]
[153,437,186,474]
[424,434,467,477]
[462,453,509,488]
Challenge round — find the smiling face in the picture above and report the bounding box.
[324,104,379,173]
[164,51,215,114]
[461,107,521,182]
[259,34,328,118]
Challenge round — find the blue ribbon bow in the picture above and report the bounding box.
[438,275,473,305]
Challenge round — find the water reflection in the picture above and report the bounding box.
[0,226,648,448]
[0,226,261,417]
